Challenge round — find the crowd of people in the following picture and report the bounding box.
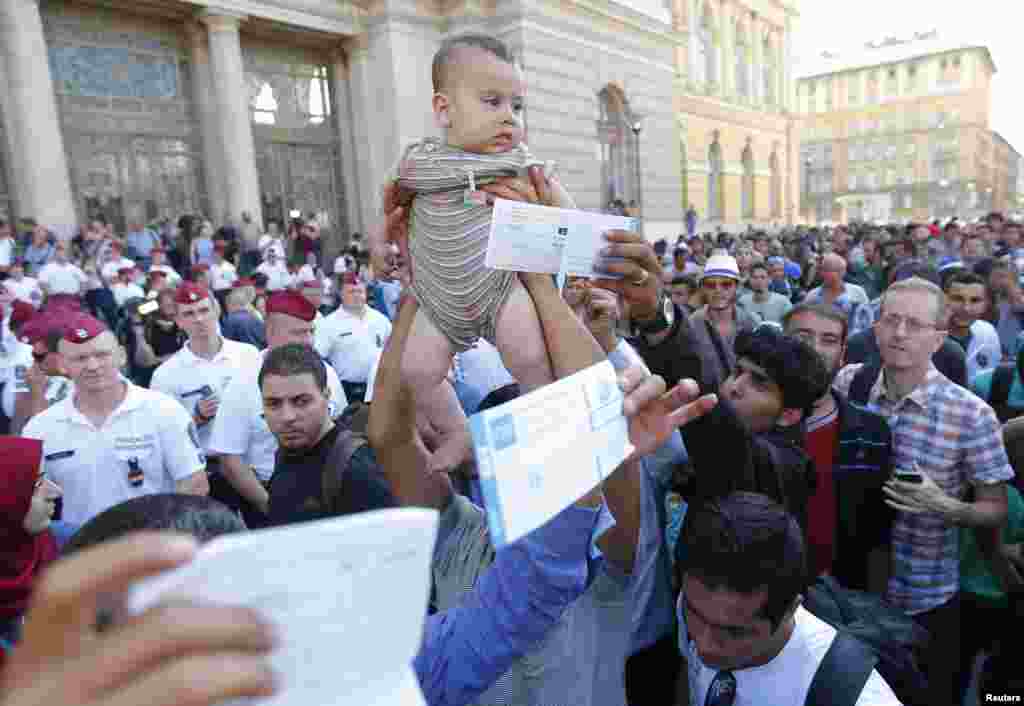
[2,32,1024,706]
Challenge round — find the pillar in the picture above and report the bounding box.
[0,0,77,234]
[750,13,762,105]
[718,0,732,100]
[775,31,785,112]
[200,11,262,228]
[330,46,363,245]
[186,21,228,227]
[783,14,793,111]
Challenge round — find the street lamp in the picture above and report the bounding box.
[631,118,644,228]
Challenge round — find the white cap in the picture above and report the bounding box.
[701,254,740,282]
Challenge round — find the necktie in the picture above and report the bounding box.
[705,670,737,706]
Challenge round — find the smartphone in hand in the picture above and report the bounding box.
[893,463,924,484]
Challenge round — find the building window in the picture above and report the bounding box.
[741,144,754,218]
[735,26,749,98]
[701,7,716,86]
[598,85,640,211]
[247,66,332,128]
[763,38,776,105]
[252,82,278,125]
[770,150,781,217]
[708,140,723,220]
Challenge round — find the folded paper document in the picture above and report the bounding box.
[128,508,439,706]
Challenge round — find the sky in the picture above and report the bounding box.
[792,0,1024,152]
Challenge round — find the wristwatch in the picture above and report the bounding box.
[630,292,675,338]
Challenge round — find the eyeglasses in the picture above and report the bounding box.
[705,670,737,706]
[877,313,939,336]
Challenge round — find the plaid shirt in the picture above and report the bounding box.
[833,363,1014,614]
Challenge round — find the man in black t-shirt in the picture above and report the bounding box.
[260,342,393,526]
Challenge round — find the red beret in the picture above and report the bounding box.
[0,437,43,476]
[341,272,362,286]
[233,278,254,289]
[266,290,315,322]
[300,279,322,290]
[214,242,227,253]
[10,300,35,329]
[175,282,210,305]
[64,315,108,344]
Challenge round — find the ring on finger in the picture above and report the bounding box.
[630,270,650,287]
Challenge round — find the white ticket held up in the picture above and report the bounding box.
[128,509,439,706]
[484,198,639,277]
[471,360,634,547]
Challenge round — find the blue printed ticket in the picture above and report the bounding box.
[471,360,633,547]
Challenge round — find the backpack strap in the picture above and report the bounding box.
[321,429,370,516]
[990,362,1016,422]
[805,632,878,706]
[848,361,882,408]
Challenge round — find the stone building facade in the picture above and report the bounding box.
[795,35,1020,224]
[0,0,689,258]
[671,0,800,232]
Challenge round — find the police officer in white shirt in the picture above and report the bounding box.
[150,282,261,521]
[208,291,346,527]
[37,241,88,301]
[22,315,208,527]
[677,493,901,706]
[4,260,44,308]
[254,249,292,292]
[209,242,238,304]
[298,278,331,357]
[0,300,33,434]
[321,273,391,401]
[111,267,146,310]
[147,246,181,285]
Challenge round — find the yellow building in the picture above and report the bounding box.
[795,33,1020,224]
[671,0,801,231]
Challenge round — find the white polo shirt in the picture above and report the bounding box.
[207,349,348,481]
[0,338,32,420]
[210,261,238,292]
[37,262,88,296]
[5,276,44,308]
[101,257,136,283]
[150,337,262,453]
[255,261,293,292]
[111,282,145,309]
[22,383,206,526]
[321,306,392,383]
[0,237,13,267]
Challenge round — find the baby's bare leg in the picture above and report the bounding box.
[402,309,472,473]
[495,280,555,391]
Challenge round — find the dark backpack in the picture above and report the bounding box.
[804,576,930,706]
[318,401,372,516]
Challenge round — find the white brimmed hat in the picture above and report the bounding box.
[701,254,740,282]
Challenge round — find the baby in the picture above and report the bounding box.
[396,34,573,468]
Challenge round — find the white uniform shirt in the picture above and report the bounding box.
[37,262,88,296]
[150,338,262,453]
[44,376,74,406]
[678,601,902,706]
[255,261,293,292]
[321,306,392,383]
[312,311,331,357]
[22,384,206,526]
[5,276,44,308]
[0,237,13,267]
[0,339,32,420]
[148,264,181,285]
[207,349,348,480]
[101,257,136,283]
[964,319,1003,383]
[210,261,238,291]
[111,282,146,309]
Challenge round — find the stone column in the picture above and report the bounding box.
[0,0,77,233]
[775,31,785,112]
[185,21,228,226]
[329,46,363,243]
[783,14,793,111]
[750,13,762,105]
[200,11,262,228]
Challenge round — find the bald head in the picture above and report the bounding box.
[820,253,847,290]
[432,34,515,93]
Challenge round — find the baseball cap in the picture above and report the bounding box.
[701,254,740,282]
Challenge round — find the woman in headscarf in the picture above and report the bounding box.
[0,437,62,644]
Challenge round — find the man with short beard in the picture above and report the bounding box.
[783,303,893,590]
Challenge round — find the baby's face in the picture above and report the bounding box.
[438,48,526,154]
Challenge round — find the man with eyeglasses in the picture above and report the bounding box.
[832,277,1014,706]
[677,493,901,706]
[782,303,893,591]
[689,254,760,392]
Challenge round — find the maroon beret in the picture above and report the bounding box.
[300,279,322,290]
[175,282,210,305]
[64,314,108,344]
[10,300,36,330]
[266,290,315,322]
